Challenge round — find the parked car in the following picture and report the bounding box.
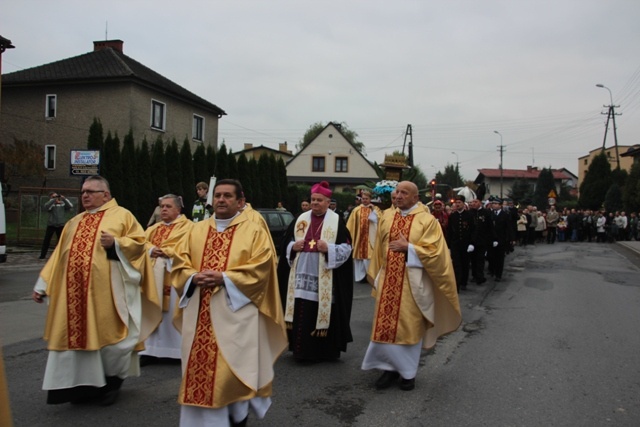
[257,209,295,253]
[0,183,7,263]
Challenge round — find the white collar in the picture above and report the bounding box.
[400,203,419,217]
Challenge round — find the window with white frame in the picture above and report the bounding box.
[151,100,166,130]
[193,115,204,142]
[335,157,348,172]
[45,95,57,119]
[44,145,56,170]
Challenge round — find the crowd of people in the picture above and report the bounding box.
[31,177,461,427]
[30,173,640,425]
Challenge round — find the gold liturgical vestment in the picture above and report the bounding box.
[347,204,382,260]
[367,204,461,349]
[39,199,161,352]
[171,214,287,409]
[145,214,193,313]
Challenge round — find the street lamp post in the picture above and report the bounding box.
[451,151,459,187]
[493,130,504,198]
[596,83,620,169]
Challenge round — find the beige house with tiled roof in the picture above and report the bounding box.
[0,39,225,188]
[286,122,379,193]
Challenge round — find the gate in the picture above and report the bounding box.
[17,187,81,246]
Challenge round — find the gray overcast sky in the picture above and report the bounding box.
[3,0,640,182]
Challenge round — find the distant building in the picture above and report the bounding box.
[0,39,225,189]
[578,145,635,187]
[234,142,293,163]
[286,122,379,193]
[474,166,578,199]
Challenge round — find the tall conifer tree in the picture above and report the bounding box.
[103,132,123,199]
[180,138,196,214]
[206,145,217,179]
[151,136,170,198]
[120,129,138,217]
[136,138,154,225]
[277,157,289,207]
[193,144,208,183]
[215,144,229,180]
[258,154,273,208]
[237,154,252,202]
[268,154,281,204]
[165,138,183,196]
[623,162,640,213]
[87,118,104,152]
[227,152,238,180]
[248,157,261,207]
[579,152,612,210]
[533,168,555,209]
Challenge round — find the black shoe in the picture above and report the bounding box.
[98,376,123,406]
[476,278,486,286]
[99,389,120,406]
[375,371,400,390]
[399,377,415,391]
[495,277,501,282]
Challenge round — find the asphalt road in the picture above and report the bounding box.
[2,243,640,426]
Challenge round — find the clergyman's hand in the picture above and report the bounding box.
[100,231,115,249]
[388,234,409,253]
[33,291,45,303]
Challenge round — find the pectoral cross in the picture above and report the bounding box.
[309,239,316,249]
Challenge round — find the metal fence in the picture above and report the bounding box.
[16,187,81,246]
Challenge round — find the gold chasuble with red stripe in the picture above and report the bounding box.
[356,206,371,259]
[66,211,104,349]
[145,218,192,312]
[367,205,462,349]
[39,198,161,351]
[181,225,234,407]
[171,215,287,410]
[372,213,413,343]
[346,204,381,261]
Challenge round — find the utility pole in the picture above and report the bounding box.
[494,131,505,198]
[596,84,622,169]
[402,124,414,167]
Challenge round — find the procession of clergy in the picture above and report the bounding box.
[32,175,461,427]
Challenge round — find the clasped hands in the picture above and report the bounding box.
[193,270,224,288]
[293,240,329,253]
[150,247,167,258]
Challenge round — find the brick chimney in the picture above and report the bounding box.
[243,143,253,150]
[93,40,124,53]
[279,142,292,154]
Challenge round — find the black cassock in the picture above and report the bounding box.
[276,216,354,361]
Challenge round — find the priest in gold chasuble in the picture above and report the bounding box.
[277,181,354,362]
[361,181,461,392]
[347,189,382,283]
[32,175,161,405]
[170,179,287,427]
[140,194,192,363]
